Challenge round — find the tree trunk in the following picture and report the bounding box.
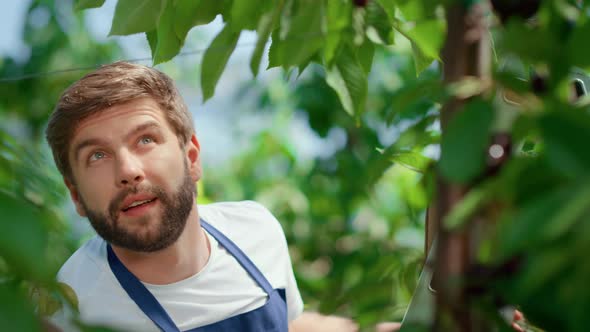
[431,2,491,331]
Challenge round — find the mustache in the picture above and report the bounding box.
[108,185,164,221]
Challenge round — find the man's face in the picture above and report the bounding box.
[66,98,202,252]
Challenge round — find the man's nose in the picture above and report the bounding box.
[115,150,145,187]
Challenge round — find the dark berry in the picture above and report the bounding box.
[531,72,547,95]
[491,0,541,23]
[353,0,369,7]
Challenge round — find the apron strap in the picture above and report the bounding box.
[200,219,275,295]
[106,218,277,332]
[107,244,180,332]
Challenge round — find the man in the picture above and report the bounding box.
[46,61,362,332]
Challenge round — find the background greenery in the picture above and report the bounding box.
[2,0,590,331]
[0,1,432,331]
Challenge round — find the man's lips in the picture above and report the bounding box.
[120,194,158,212]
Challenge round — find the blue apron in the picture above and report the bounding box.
[106,219,289,332]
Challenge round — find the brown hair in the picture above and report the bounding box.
[46,61,194,181]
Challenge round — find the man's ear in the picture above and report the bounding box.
[64,178,87,217]
[186,134,202,182]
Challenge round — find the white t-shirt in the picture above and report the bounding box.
[54,201,304,331]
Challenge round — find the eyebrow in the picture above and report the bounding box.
[72,121,162,164]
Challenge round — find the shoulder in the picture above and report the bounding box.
[56,236,150,329]
[57,236,111,301]
[199,200,291,282]
[199,200,286,241]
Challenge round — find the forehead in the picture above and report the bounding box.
[72,98,171,140]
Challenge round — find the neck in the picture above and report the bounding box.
[110,204,210,285]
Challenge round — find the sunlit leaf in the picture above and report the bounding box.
[439,99,493,183]
[395,0,438,21]
[410,41,434,76]
[201,24,241,101]
[377,149,433,174]
[404,20,445,60]
[109,0,165,36]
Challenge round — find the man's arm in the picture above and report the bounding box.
[289,312,359,332]
[289,312,403,332]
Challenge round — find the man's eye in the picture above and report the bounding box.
[140,137,154,145]
[89,151,105,162]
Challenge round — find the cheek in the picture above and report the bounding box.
[146,147,185,173]
[74,172,115,209]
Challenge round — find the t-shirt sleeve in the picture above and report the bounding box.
[284,242,304,321]
[244,201,304,321]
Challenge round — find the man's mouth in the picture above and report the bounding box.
[122,198,157,212]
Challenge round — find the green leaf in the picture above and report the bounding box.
[396,0,424,20]
[366,1,394,45]
[174,0,225,42]
[497,181,590,258]
[410,41,434,75]
[568,20,590,69]
[367,115,437,187]
[386,150,433,173]
[438,99,494,184]
[153,2,183,64]
[0,192,50,281]
[324,0,352,66]
[395,0,438,20]
[201,24,241,101]
[396,19,445,75]
[146,30,158,58]
[109,0,166,36]
[499,21,555,65]
[0,284,42,332]
[74,0,105,11]
[357,40,375,74]
[230,0,270,31]
[325,45,368,117]
[404,20,445,60]
[540,108,590,177]
[444,183,492,229]
[267,0,325,69]
[386,78,444,125]
[376,0,396,21]
[250,4,282,76]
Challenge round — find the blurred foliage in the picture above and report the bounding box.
[203,49,436,328]
[0,0,121,331]
[3,0,590,331]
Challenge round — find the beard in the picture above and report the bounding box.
[79,167,195,252]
